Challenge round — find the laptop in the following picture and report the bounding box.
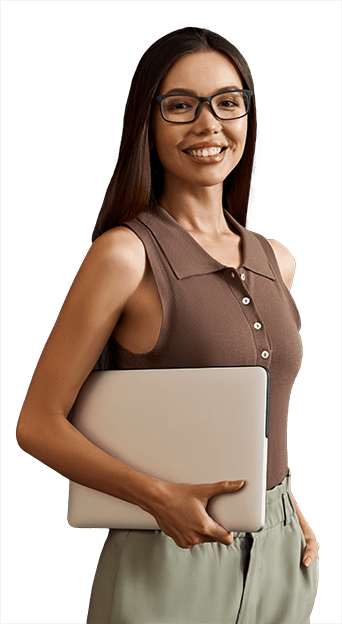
[67,365,270,532]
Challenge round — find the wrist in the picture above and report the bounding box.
[133,473,169,516]
[298,517,316,541]
[291,493,315,540]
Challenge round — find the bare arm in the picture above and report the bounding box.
[291,492,320,567]
[267,239,319,566]
[15,225,246,548]
[16,227,163,514]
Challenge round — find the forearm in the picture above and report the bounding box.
[17,414,164,515]
[291,492,315,539]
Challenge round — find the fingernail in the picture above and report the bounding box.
[303,557,311,567]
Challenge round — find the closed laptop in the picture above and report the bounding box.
[68,365,270,532]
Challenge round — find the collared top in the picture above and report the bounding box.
[105,204,303,490]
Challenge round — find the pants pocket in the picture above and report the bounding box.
[255,517,318,624]
[294,513,319,621]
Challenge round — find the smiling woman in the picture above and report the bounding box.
[90,28,257,239]
[16,26,319,624]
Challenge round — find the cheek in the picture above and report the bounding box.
[226,118,248,144]
[154,130,183,171]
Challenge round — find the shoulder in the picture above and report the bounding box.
[91,225,146,267]
[87,225,147,285]
[266,238,296,291]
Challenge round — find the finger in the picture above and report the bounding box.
[201,479,245,500]
[175,535,193,549]
[217,532,234,546]
[302,548,318,567]
[301,534,320,567]
[159,524,190,550]
[207,522,234,546]
[191,530,234,547]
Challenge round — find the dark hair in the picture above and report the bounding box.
[91,26,256,243]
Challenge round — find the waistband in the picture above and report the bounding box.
[233,468,295,539]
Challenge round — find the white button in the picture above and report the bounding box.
[241,273,246,281]
[254,322,262,330]
[242,297,250,305]
[231,271,235,278]
[261,350,270,359]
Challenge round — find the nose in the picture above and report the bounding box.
[193,101,223,134]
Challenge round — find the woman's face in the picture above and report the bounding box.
[151,50,248,192]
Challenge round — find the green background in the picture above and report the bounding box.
[1,1,341,624]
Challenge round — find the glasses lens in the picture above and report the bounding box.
[160,92,249,122]
[161,95,200,122]
[212,91,249,120]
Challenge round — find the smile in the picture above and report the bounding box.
[185,146,225,157]
[182,146,228,162]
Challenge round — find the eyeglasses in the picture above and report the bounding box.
[154,89,253,123]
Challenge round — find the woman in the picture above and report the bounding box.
[16,27,319,624]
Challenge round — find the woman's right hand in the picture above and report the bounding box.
[149,479,245,549]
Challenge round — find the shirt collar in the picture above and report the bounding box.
[136,204,275,281]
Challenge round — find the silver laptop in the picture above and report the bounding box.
[68,366,270,533]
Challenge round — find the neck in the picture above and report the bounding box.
[158,178,230,238]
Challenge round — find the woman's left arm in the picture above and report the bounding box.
[291,493,320,567]
[266,239,320,568]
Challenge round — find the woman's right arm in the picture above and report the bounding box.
[16,227,244,548]
[16,227,163,513]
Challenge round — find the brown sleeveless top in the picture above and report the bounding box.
[98,205,303,491]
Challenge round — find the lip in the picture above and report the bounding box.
[183,147,228,164]
[182,142,228,151]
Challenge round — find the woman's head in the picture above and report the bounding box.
[92,27,256,241]
[150,50,250,204]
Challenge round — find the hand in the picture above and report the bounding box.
[149,479,245,549]
[302,534,320,568]
[290,493,320,568]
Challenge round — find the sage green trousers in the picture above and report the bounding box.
[86,469,319,624]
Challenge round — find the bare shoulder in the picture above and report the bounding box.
[92,225,145,261]
[266,238,296,291]
[91,225,146,274]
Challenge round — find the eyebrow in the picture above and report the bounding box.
[164,86,242,95]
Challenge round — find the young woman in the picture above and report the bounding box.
[16,27,319,624]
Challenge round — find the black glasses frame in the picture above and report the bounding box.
[154,89,254,123]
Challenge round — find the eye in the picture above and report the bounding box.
[163,95,198,115]
[164,96,198,112]
[168,101,192,111]
[218,98,238,109]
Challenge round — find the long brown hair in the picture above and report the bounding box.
[91,26,256,243]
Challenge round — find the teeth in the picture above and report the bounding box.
[187,146,223,157]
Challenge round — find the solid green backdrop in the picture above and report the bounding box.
[5,3,338,623]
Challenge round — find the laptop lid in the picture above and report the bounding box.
[68,365,270,532]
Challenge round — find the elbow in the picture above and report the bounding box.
[16,421,30,452]
[16,411,65,460]
[16,422,44,459]
[16,412,39,454]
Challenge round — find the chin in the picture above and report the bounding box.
[192,170,232,187]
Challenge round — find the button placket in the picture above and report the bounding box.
[224,269,272,364]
